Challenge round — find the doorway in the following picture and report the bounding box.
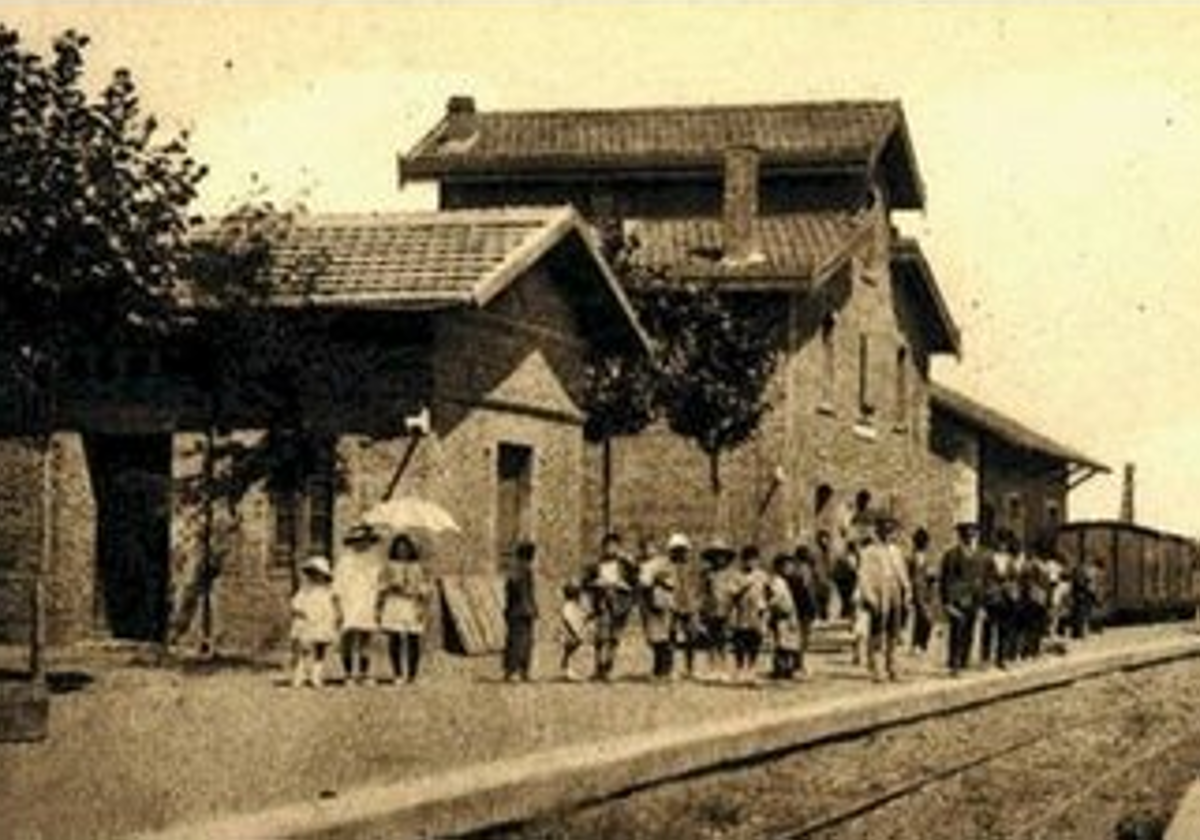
[86,434,172,642]
[496,443,533,563]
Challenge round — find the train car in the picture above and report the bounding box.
[1055,520,1200,624]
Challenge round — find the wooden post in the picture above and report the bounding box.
[32,436,52,684]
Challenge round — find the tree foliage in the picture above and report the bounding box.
[585,226,782,520]
[0,26,206,420]
[585,228,781,506]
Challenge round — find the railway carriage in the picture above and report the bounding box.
[1056,520,1200,623]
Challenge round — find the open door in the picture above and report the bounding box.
[86,434,172,642]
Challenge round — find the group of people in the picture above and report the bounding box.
[538,511,1101,685]
[555,531,823,685]
[287,511,1102,689]
[288,524,434,688]
[940,520,1100,675]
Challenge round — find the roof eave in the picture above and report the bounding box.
[890,241,961,357]
[400,153,872,184]
[930,384,1109,474]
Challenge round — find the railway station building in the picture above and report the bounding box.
[0,207,646,651]
[928,383,1109,552]
[400,97,964,550]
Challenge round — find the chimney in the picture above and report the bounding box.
[722,145,765,265]
[1119,462,1136,523]
[443,95,477,143]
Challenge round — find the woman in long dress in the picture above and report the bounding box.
[333,524,385,685]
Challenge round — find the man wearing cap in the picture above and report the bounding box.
[940,522,986,675]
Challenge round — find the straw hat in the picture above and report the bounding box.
[301,555,333,580]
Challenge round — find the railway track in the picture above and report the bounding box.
[479,661,1200,840]
[765,673,1200,840]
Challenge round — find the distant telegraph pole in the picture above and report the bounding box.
[1119,462,1136,524]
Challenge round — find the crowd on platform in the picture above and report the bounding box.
[283,508,1102,689]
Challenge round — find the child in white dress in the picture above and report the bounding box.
[290,556,340,688]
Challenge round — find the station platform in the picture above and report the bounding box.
[3,623,1199,840]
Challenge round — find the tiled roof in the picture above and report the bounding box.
[401,99,924,208]
[262,208,569,307]
[625,211,869,288]
[189,206,651,352]
[930,383,1109,473]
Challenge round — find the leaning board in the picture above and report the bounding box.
[440,575,506,655]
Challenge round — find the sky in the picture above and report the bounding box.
[5,1,1200,535]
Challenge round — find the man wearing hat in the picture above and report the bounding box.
[940,521,986,675]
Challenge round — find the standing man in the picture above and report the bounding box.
[856,512,912,682]
[502,541,538,681]
[940,521,985,676]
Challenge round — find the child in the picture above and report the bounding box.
[560,581,591,681]
[378,533,434,683]
[767,554,803,680]
[699,540,736,680]
[503,541,539,681]
[290,556,340,688]
[728,545,771,684]
[587,532,633,681]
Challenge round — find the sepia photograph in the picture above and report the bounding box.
[2,2,1200,838]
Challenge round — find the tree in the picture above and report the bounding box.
[174,201,389,648]
[635,278,779,529]
[590,230,780,533]
[582,345,657,533]
[0,27,205,674]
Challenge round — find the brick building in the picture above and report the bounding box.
[0,207,646,651]
[400,98,963,550]
[929,383,1109,552]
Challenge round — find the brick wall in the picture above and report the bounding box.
[0,257,598,654]
[584,203,959,558]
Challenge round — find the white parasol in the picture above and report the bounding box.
[362,496,461,535]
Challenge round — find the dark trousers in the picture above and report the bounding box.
[670,612,698,675]
[651,641,673,678]
[386,632,422,681]
[504,617,535,679]
[731,628,763,670]
[981,602,1015,666]
[947,607,976,672]
[911,606,933,651]
[771,649,799,679]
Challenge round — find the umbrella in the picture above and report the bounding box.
[362,497,461,535]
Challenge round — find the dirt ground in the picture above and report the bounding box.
[0,624,1195,840]
[489,655,1200,840]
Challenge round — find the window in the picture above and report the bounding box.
[1045,500,1062,532]
[819,313,836,412]
[496,443,534,562]
[270,439,335,572]
[857,333,875,420]
[894,345,909,429]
